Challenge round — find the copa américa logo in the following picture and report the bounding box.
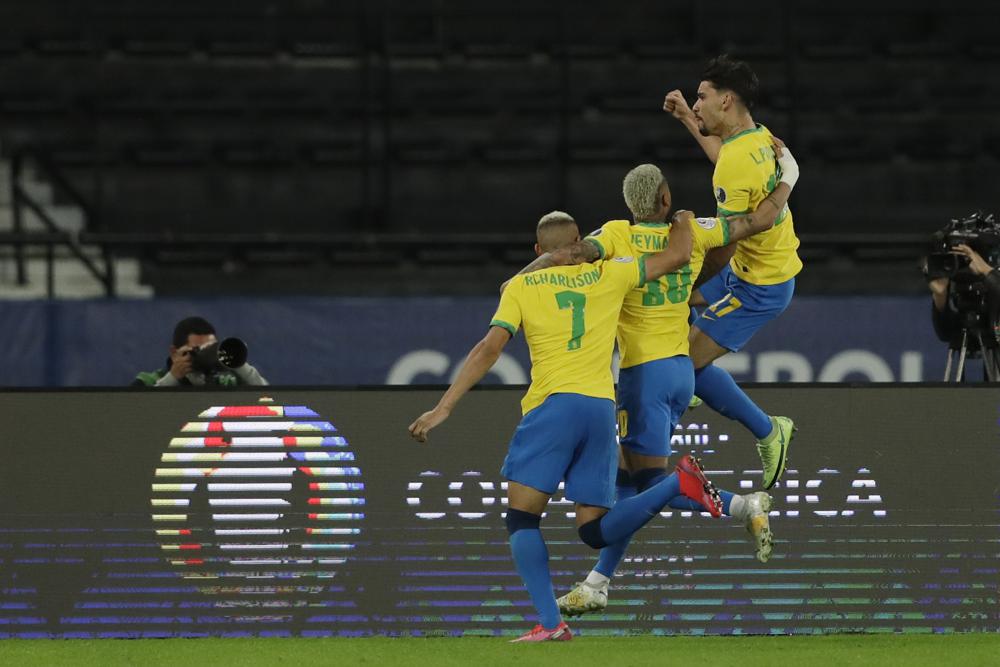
[715,186,727,204]
[150,397,365,586]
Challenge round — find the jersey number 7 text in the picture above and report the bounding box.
[555,290,587,351]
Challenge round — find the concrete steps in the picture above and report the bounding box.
[0,253,153,298]
[0,157,153,298]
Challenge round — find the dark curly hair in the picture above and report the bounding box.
[702,54,759,112]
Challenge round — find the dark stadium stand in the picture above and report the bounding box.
[0,0,995,294]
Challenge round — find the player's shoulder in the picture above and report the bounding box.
[601,255,640,280]
[719,125,769,159]
[502,273,528,293]
[586,218,630,238]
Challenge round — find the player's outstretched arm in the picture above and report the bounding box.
[643,213,693,282]
[664,89,722,164]
[408,326,511,443]
[500,240,601,291]
[724,144,801,242]
[517,240,600,275]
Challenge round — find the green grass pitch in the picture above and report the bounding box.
[1,634,998,667]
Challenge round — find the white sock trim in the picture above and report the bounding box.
[729,494,747,520]
[585,571,610,589]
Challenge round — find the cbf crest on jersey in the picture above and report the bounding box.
[715,186,727,204]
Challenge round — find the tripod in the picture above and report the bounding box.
[943,327,1000,382]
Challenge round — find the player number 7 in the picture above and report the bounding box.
[554,290,587,351]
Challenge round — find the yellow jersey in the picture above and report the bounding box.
[491,257,645,415]
[714,124,803,285]
[585,217,729,367]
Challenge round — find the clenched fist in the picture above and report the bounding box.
[408,406,451,443]
[663,89,693,121]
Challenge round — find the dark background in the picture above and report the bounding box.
[1,386,997,637]
[1,0,995,295]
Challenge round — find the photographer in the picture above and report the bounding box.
[929,244,1000,334]
[926,227,1000,380]
[131,316,268,387]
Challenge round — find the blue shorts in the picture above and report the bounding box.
[501,393,617,508]
[694,266,795,352]
[617,356,695,458]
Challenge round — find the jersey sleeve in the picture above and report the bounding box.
[584,220,630,260]
[692,216,730,253]
[490,280,523,337]
[606,255,645,294]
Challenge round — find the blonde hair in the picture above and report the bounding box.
[622,164,666,220]
[537,210,575,230]
[536,210,579,253]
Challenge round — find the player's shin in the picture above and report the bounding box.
[593,469,637,578]
[693,364,772,438]
[506,509,562,630]
[667,488,738,515]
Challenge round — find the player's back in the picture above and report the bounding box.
[586,218,728,368]
[492,258,641,415]
[714,124,802,285]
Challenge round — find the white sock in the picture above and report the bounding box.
[585,570,610,589]
[729,494,747,520]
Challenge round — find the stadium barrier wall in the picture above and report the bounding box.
[0,386,997,638]
[0,296,965,387]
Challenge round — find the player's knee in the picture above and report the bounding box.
[504,508,541,535]
[578,519,608,549]
[632,467,668,493]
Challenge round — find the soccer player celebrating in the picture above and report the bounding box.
[663,55,801,490]
[409,212,723,642]
[514,151,800,615]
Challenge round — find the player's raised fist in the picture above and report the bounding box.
[663,90,692,120]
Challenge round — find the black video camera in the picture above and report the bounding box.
[925,211,1000,281]
[188,337,249,374]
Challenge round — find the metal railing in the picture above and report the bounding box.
[8,151,115,296]
[2,150,931,298]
